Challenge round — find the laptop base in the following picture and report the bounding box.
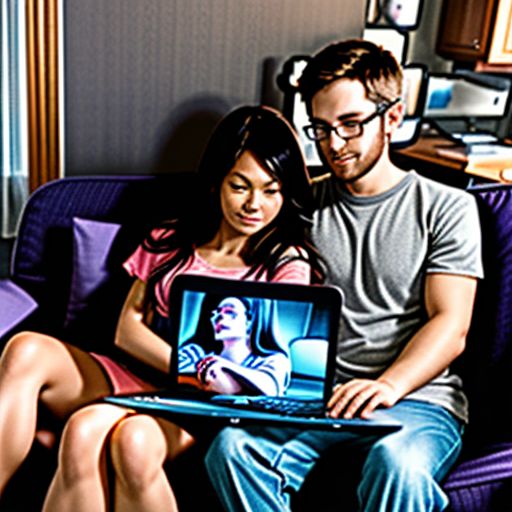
[103,393,402,433]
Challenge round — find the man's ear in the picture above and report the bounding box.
[385,101,404,135]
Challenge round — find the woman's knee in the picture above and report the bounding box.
[110,414,167,489]
[57,406,117,484]
[1,331,60,378]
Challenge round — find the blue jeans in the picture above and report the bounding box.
[204,400,463,512]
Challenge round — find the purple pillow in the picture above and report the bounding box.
[64,217,121,328]
[0,280,38,338]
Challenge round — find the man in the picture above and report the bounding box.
[204,39,483,511]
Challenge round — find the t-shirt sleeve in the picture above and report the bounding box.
[123,228,177,282]
[271,258,311,285]
[427,191,483,278]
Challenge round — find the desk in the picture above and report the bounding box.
[393,135,512,186]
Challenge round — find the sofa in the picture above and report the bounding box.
[1,175,512,510]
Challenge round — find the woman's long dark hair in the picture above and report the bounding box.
[144,105,326,302]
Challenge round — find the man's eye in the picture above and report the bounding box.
[313,125,328,135]
[342,120,360,128]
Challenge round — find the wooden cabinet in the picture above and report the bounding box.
[487,0,512,62]
[436,0,512,63]
[436,0,498,61]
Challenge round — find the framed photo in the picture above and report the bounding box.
[366,0,424,31]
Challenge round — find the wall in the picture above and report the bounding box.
[407,0,450,72]
[64,0,364,176]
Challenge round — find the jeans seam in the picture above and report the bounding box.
[432,429,463,481]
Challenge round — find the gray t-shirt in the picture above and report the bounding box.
[312,171,483,422]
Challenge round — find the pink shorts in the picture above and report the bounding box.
[90,353,157,395]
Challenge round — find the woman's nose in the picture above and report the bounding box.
[244,191,261,211]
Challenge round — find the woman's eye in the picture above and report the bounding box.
[229,182,247,192]
[265,188,281,196]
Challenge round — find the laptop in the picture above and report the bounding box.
[104,275,401,433]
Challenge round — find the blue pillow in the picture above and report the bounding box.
[64,217,121,328]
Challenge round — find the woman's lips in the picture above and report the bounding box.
[215,323,227,334]
[237,214,263,224]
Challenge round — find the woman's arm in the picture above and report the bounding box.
[197,353,290,396]
[114,279,172,374]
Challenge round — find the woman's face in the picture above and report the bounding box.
[219,150,283,239]
[210,297,250,341]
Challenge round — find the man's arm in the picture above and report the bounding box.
[328,273,478,419]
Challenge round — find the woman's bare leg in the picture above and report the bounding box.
[111,415,195,512]
[0,331,111,493]
[43,404,132,512]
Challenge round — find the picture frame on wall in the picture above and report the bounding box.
[366,0,424,31]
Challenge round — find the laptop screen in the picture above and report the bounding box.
[167,275,342,403]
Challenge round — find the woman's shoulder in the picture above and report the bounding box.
[281,246,308,259]
[272,247,311,285]
[123,226,181,281]
[145,224,178,244]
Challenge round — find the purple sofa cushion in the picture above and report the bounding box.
[445,443,512,490]
[0,280,38,338]
[64,217,121,328]
[444,442,512,511]
[460,187,512,442]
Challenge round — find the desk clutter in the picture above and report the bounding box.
[434,142,512,183]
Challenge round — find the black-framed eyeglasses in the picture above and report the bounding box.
[303,98,401,142]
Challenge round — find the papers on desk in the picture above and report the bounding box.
[435,143,512,162]
[435,143,512,183]
[451,132,499,145]
[468,144,512,157]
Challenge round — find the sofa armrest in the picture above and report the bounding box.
[0,279,38,339]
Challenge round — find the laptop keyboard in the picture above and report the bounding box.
[129,393,326,417]
[210,395,326,417]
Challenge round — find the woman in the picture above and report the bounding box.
[0,105,323,511]
[180,295,290,396]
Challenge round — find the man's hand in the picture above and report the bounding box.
[327,379,400,419]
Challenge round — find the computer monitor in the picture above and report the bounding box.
[424,72,511,121]
[423,71,512,144]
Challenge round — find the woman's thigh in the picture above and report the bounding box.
[38,339,113,417]
[1,331,112,418]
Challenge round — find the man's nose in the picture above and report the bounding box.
[328,130,348,152]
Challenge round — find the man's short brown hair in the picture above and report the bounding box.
[298,39,402,107]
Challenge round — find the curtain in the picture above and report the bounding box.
[1,0,29,238]
[0,0,63,239]
[26,0,63,193]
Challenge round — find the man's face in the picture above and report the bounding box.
[310,79,387,183]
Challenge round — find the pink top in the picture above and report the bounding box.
[95,228,311,395]
[123,228,311,317]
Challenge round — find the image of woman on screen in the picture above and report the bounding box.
[24,105,326,511]
[178,296,290,395]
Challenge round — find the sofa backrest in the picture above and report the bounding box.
[11,176,512,439]
[11,174,197,344]
[462,184,512,442]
